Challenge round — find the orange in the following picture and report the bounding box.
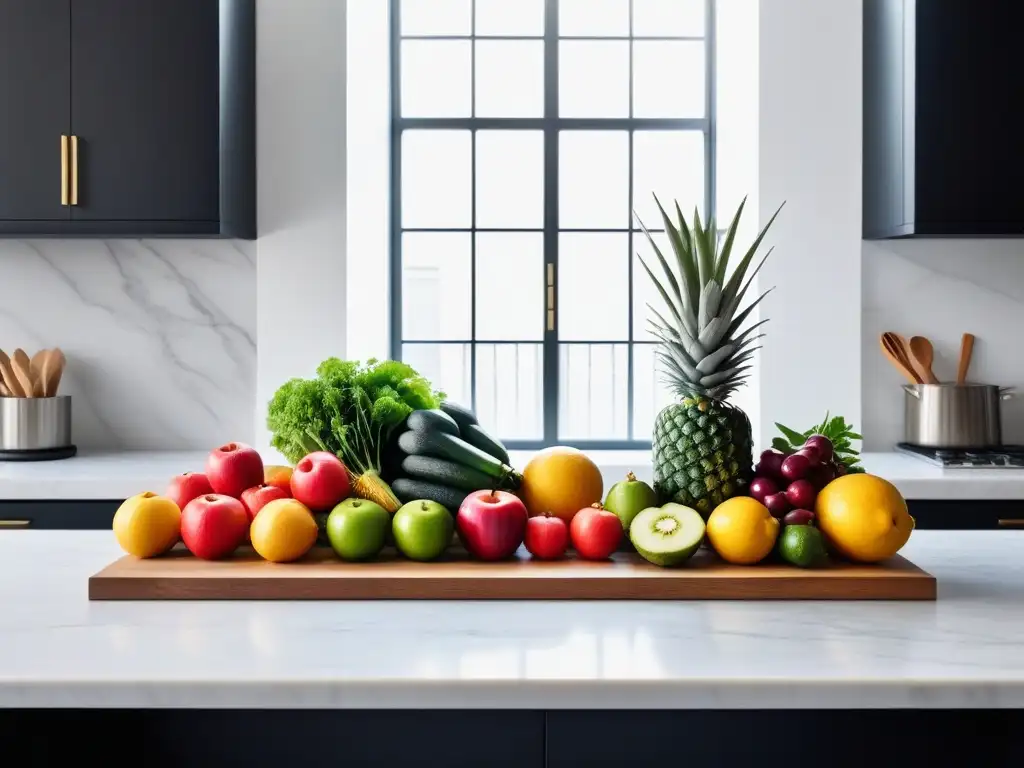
[705,496,779,565]
[250,498,318,563]
[113,492,181,558]
[815,474,913,563]
[520,446,603,522]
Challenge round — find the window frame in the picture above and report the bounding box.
[389,0,716,449]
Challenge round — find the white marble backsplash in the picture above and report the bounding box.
[862,239,1024,450]
[0,239,256,450]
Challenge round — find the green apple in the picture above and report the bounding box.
[326,498,390,561]
[393,499,453,562]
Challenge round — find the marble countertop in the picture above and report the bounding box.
[2,530,1023,709]
[1,450,1023,501]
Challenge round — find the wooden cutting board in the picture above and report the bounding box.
[89,546,936,601]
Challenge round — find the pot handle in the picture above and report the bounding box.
[1000,387,1016,401]
[902,384,921,399]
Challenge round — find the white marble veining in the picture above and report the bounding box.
[0,240,256,449]
[862,239,1024,451]
[1,530,1023,708]
[2,450,1023,500]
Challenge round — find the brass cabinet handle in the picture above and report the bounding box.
[546,262,555,332]
[998,519,1024,527]
[70,135,79,205]
[0,520,31,529]
[60,135,69,206]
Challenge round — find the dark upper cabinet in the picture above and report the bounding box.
[0,0,255,238]
[864,0,1024,239]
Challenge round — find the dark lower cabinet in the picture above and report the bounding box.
[0,500,120,529]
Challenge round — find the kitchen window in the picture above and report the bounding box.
[388,0,719,449]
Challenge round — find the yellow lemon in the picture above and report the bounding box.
[113,492,181,558]
[250,498,318,563]
[815,474,913,562]
[706,496,779,565]
[521,446,603,523]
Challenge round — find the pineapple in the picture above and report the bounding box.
[638,196,783,518]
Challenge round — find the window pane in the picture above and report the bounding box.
[632,344,675,440]
[559,0,629,36]
[402,233,471,340]
[558,234,629,341]
[401,41,471,117]
[632,130,704,229]
[400,0,471,36]
[402,130,471,228]
[476,131,544,228]
[559,344,629,440]
[633,0,706,37]
[633,41,705,117]
[475,41,544,118]
[476,343,544,440]
[560,131,629,229]
[559,41,630,118]
[475,0,545,36]
[402,343,472,408]
[475,233,544,340]
[633,230,671,342]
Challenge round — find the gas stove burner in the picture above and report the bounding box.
[896,443,1024,468]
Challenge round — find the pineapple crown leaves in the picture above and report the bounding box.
[773,411,865,473]
[636,194,786,400]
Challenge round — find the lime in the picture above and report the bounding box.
[778,524,828,568]
[604,472,659,533]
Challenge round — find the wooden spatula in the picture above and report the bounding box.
[0,349,26,397]
[41,348,66,397]
[11,349,36,397]
[880,332,922,384]
[956,333,975,385]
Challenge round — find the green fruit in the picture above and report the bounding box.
[392,499,453,561]
[778,524,828,568]
[629,503,705,567]
[326,498,390,561]
[604,472,659,532]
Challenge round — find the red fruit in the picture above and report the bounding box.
[803,435,834,463]
[756,450,786,478]
[524,513,569,560]
[240,484,291,522]
[763,492,791,518]
[748,476,780,504]
[780,453,811,482]
[456,490,528,561]
[205,442,264,498]
[783,508,815,526]
[180,494,249,560]
[165,472,214,511]
[290,452,351,511]
[785,479,817,509]
[570,504,623,560]
[796,446,821,466]
[806,463,837,490]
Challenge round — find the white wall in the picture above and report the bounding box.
[757,0,863,444]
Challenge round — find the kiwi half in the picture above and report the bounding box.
[630,503,706,567]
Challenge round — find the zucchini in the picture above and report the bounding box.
[401,455,494,492]
[398,429,512,479]
[461,423,510,465]
[439,400,478,433]
[406,408,459,436]
[392,477,468,513]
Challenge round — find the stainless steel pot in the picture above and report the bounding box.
[0,396,72,450]
[903,383,1013,448]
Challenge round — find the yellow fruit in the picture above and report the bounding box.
[113,492,181,558]
[706,496,779,565]
[520,446,603,522]
[250,498,318,563]
[815,474,914,562]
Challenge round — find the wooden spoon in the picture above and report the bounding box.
[956,333,975,385]
[0,380,10,397]
[0,349,26,397]
[908,336,940,384]
[41,347,66,397]
[29,349,47,396]
[880,332,922,384]
[11,349,36,397]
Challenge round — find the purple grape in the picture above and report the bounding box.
[764,492,791,518]
[785,479,817,509]
[756,450,786,479]
[780,453,811,482]
[802,435,834,463]
[783,508,815,526]
[806,463,837,490]
[749,476,780,504]
[796,446,822,466]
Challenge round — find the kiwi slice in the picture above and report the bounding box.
[630,503,705,567]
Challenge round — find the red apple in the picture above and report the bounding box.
[524,513,569,560]
[240,483,291,522]
[290,452,351,511]
[180,494,249,560]
[570,503,622,560]
[165,472,214,511]
[205,442,264,498]
[456,490,528,561]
